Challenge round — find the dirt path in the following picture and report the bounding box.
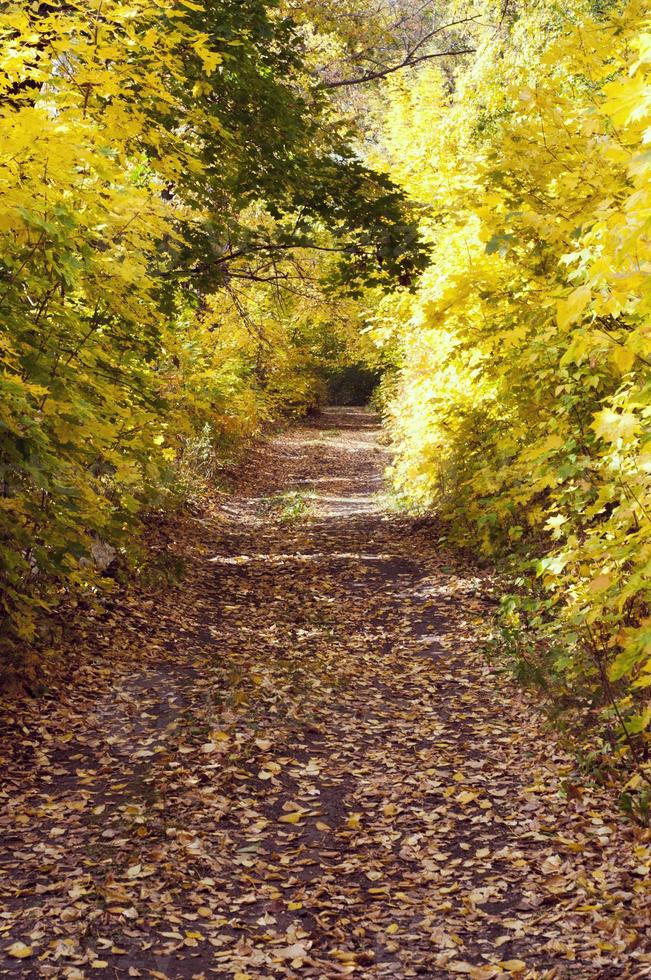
[0,409,649,979]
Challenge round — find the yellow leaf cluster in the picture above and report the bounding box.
[374,0,651,759]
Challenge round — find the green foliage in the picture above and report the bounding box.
[0,0,421,663]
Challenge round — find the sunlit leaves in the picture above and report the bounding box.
[0,0,413,658]
[374,0,651,772]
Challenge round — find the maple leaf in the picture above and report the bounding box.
[591,408,641,444]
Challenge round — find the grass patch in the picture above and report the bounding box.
[257,489,316,522]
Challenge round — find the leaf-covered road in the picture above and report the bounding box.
[1,409,649,978]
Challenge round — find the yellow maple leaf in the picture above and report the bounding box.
[556,286,591,330]
[591,408,640,444]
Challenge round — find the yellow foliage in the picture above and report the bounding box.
[0,0,373,653]
[374,1,651,759]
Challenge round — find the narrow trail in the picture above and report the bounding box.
[0,409,649,979]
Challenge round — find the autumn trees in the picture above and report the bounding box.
[0,0,423,655]
[371,0,650,796]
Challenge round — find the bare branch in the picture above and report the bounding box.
[161,240,352,280]
[320,15,479,89]
[322,46,475,88]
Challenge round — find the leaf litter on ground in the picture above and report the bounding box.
[0,408,649,978]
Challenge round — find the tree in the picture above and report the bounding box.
[0,0,425,659]
[373,0,651,774]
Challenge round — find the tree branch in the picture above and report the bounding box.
[160,240,353,280]
[322,46,475,88]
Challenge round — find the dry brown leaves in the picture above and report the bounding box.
[0,409,649,979]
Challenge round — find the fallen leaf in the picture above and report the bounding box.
[6,942,33,959]
[278,811,303,825]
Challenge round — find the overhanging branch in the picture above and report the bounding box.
[160,240,354,280]
[322,46,475,88]
[322,16,478,89]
